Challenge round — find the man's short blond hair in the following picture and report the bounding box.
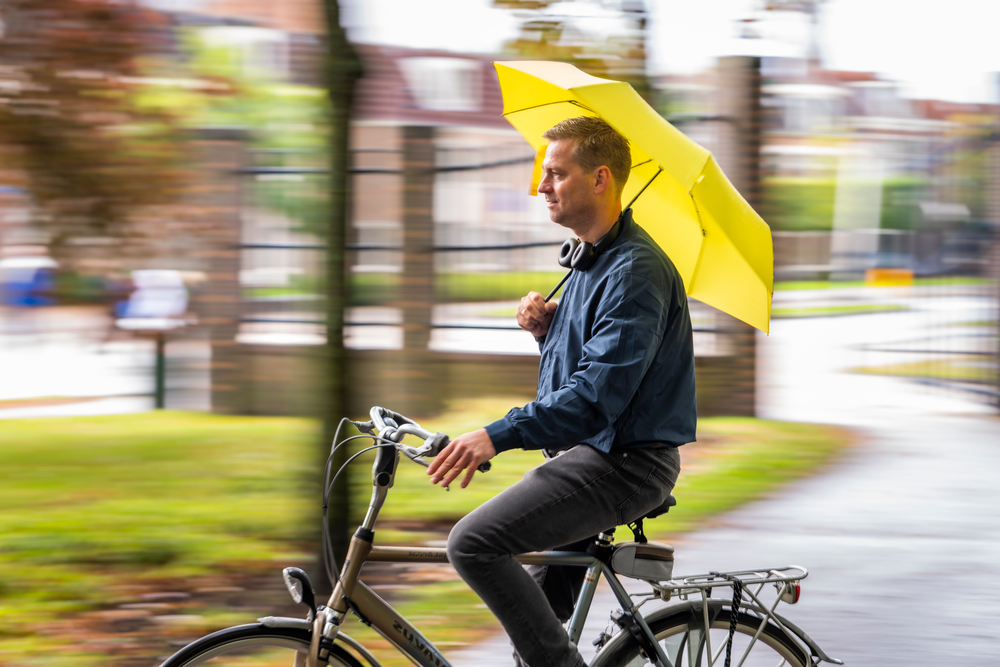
[542,117,631,196]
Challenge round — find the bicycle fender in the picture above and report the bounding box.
[259,616,313,630]
[223,620,385,667]
[752,607,843,665]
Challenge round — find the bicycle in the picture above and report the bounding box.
[159,406,843,667]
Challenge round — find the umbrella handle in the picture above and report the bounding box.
[544,269,573,302]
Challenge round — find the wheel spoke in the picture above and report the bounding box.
[661,633,685,667]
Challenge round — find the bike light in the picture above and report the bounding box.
[780,582,801,604]
[283,568,304,603]
[282,567,317,619]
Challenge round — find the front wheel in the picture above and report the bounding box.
[158,623,365,667]
[594,607,810,667]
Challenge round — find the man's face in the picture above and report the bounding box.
[537,139,598,230]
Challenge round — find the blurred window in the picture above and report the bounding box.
[398,57,483,112]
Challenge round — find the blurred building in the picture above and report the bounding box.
[659,55,999,281]
[349,44,558,275]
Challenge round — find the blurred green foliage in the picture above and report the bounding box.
[761,175,929,232]
[435,271,568,303]
[761,177,837,232]
[0,0,183,259]
[247,271,570,305]
[492,0,650,100]
[137,28,332,238]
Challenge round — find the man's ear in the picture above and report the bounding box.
[592,165,612,195]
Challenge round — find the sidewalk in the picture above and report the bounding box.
[0,305,209,418]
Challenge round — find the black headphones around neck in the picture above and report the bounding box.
[557,214,624,272]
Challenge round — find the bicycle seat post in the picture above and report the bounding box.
[565,530,615,647]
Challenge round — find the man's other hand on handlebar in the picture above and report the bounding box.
[427,428,496,489]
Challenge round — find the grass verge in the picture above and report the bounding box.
[852,357,998,383]
[0,402,852,666]
[775,276,993,291]
[772,304,906,318]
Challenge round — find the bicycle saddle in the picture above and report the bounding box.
[613,494,676,544]
[642,493,676,521]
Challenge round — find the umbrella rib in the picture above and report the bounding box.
[625,167,662,210]
[504,100,593,116]
[685,190,709,293]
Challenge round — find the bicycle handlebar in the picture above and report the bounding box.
[365,406,490,473]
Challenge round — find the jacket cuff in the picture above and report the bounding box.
[485,416,522,453]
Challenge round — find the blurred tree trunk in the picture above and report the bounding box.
[397,125,443,418]
[318,0,362,588]
[714,56,763,417]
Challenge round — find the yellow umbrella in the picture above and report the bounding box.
[494,60,773,333]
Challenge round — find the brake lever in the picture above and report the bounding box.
[353,420,376,436]
[398,444,430,467]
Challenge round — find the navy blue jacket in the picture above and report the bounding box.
[485,209,697,454]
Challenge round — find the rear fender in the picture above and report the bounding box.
[591,600,841,666]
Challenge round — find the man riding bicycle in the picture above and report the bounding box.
[426,117,697,667]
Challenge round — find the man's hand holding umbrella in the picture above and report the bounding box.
[518,291,557,339]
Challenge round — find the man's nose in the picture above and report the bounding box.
[537,175,552,192]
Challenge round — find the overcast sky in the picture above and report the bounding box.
[341,0,1000,104]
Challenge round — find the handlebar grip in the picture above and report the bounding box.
[424,433,491,474]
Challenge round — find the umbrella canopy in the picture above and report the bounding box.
[495,60,773,333]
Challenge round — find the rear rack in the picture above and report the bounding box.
[653,565,808,601]
[642,565,842,665]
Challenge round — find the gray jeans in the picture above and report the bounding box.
[447,445,681,667]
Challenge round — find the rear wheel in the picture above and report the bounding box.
[158,624,365,667]
[596,608,810,667]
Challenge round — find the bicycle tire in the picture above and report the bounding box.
[594,607,810,667]
[158,623,365,667]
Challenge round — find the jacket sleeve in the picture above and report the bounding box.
[485,270,668,452]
